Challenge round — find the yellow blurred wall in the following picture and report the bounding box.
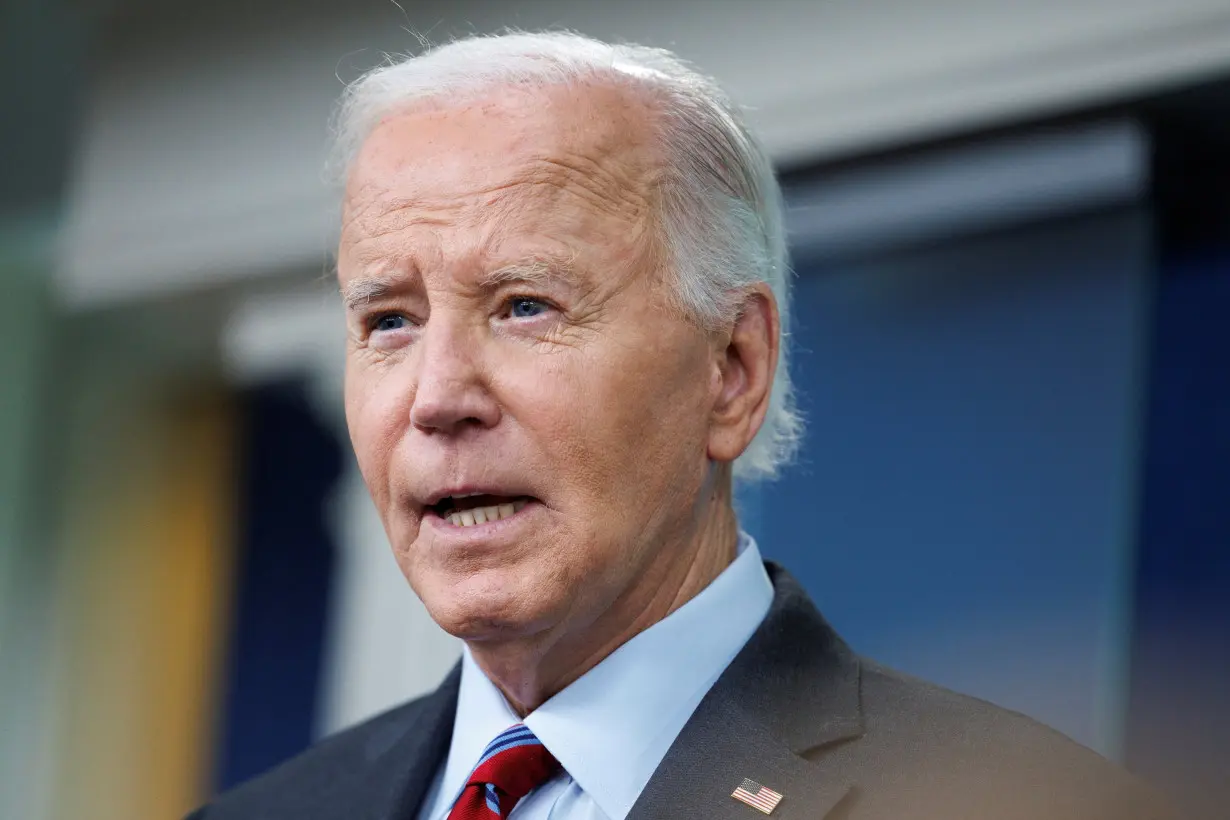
[47,375,237,820]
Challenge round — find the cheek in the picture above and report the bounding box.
[503,331,712,498]
[494,356,595,465]
[344,361,408,499]
[613,342,715,495]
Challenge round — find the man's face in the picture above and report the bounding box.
[339,84,724,643]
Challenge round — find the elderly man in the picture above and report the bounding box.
[192,31,1172,820]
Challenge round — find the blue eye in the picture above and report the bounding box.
[373,314,408,332]
[509,298,549,318]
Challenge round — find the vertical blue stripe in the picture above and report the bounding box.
[1125,251,1230,815]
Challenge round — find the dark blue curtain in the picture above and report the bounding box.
[213,379,343,790]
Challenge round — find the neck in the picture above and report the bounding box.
[469,466,740,715]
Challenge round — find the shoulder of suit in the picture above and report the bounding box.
[846,659,1178,819]
[185,689,440,819]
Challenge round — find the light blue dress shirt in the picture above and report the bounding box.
[417,532,774,820]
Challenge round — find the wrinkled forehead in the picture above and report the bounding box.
[341,81,663,225]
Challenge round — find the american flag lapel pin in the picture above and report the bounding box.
[731,778,783,815]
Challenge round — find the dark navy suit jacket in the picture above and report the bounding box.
[189,564,1175,819]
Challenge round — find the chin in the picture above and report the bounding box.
[419,566,562,643]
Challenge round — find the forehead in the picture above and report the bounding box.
[341,82,661,244]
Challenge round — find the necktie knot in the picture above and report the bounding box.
[451,724,559,818]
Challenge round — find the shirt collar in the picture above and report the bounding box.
[433,532,773,820]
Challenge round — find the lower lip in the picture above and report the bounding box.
[424,500,541,539]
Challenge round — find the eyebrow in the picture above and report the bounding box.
[476,256,581,290]
[340,256,581,311]
[341,275,401,312]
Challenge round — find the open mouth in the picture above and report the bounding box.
[429,494,534,528]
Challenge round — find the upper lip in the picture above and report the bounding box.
[421,484,536,508]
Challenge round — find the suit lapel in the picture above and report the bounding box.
[358,664,462,820]
[353,564,862,820]
[628,563,864,820]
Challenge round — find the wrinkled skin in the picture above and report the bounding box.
[338,81,778,713]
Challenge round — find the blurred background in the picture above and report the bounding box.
[2,0,1229,818]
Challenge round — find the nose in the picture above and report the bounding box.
[408,318,501,435]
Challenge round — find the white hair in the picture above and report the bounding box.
[331,31,800,481]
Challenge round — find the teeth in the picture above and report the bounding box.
[446,500,529,527]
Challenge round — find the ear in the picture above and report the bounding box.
[708,283,779,465]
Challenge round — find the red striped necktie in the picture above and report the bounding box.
[448,724,561,819]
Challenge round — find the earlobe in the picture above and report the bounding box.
[707,284,779,465]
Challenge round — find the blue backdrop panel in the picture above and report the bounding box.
[746,210,1151,756]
